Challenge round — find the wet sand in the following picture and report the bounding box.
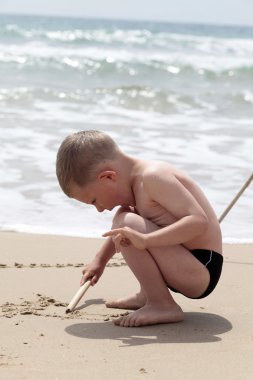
[0,232,253,379]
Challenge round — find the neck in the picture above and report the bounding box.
[113,151,138,207]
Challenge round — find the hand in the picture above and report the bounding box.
[80,258,105,286]
[103,227,147,253]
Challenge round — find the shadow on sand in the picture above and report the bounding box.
[65,311,232,347]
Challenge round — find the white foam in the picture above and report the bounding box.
[0,223,104,238]
[1,32,253,72]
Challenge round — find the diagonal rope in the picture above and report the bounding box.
[218,173,253,223]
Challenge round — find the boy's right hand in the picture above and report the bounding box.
[80,258,105,286]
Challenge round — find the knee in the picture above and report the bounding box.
[112,207,143,231]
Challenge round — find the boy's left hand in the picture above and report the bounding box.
[103,227,146,252]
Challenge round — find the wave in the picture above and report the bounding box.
[1,86,253,118]
[0,24,155,46]
[1,16,253,79]
[1,17,253,59]
[1,21,253,50]
[1,44,253,82]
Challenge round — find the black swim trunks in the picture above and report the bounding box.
[169,249,223,299]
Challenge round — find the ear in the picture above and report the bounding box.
[97,170,117,182]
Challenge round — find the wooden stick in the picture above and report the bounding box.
[65,280,91,314]
[219,173,253,223]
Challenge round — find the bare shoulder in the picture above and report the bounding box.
[141,160,199,200]
[142,160,182,184]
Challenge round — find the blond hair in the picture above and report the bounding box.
[56,130,118,196]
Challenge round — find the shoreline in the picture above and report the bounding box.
[1,229,252,244]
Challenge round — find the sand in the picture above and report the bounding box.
[0,231,253,380]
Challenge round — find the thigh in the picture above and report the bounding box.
[113,208,210,299]
[150,244,210,298]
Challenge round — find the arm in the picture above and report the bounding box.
[94,237,116,265]
[81,237,116,285]
[104,170,208,250]
[145,215,207,248]
[144,171,208,247]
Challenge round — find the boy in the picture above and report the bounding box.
[56,130,223,327]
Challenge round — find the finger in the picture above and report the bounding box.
[115,234,129,252]
[80,272,92,285]
[102,228,123,237]
[114,238,120,253]
[91,274,98,286]
[102,231,114,237]
[113,233,123,253]
[81,270,89,284]
[121,237,131,247]
[80,274,88,285]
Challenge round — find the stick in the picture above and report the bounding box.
[65,280,91,314]
[218,173,253,223]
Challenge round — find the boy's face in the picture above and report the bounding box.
[70,171,123,212]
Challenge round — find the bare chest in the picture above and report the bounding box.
[134,184,177,227]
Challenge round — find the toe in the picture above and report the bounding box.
[122,315,133,327]
[105,300,115,308]
[121,316,129,327]
[129,316,138,327]
[114,316,123,325]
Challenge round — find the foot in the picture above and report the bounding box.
[105,292,146,310]
[113,303,184,327]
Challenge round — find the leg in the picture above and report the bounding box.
[110,237,184,326]
[111,209,210,300]
[106,207,148,311]
[108,209,210,327]
[107,212,198,326]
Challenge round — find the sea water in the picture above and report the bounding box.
[0,14,252,242]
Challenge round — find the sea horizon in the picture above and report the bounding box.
[1,11,253,30]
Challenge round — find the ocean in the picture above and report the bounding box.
[0,14,252,242]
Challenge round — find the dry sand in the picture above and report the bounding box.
[0,231,253,380]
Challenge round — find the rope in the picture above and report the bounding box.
[218,172,253,223]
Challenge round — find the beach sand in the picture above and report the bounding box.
[0,232,253,379]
